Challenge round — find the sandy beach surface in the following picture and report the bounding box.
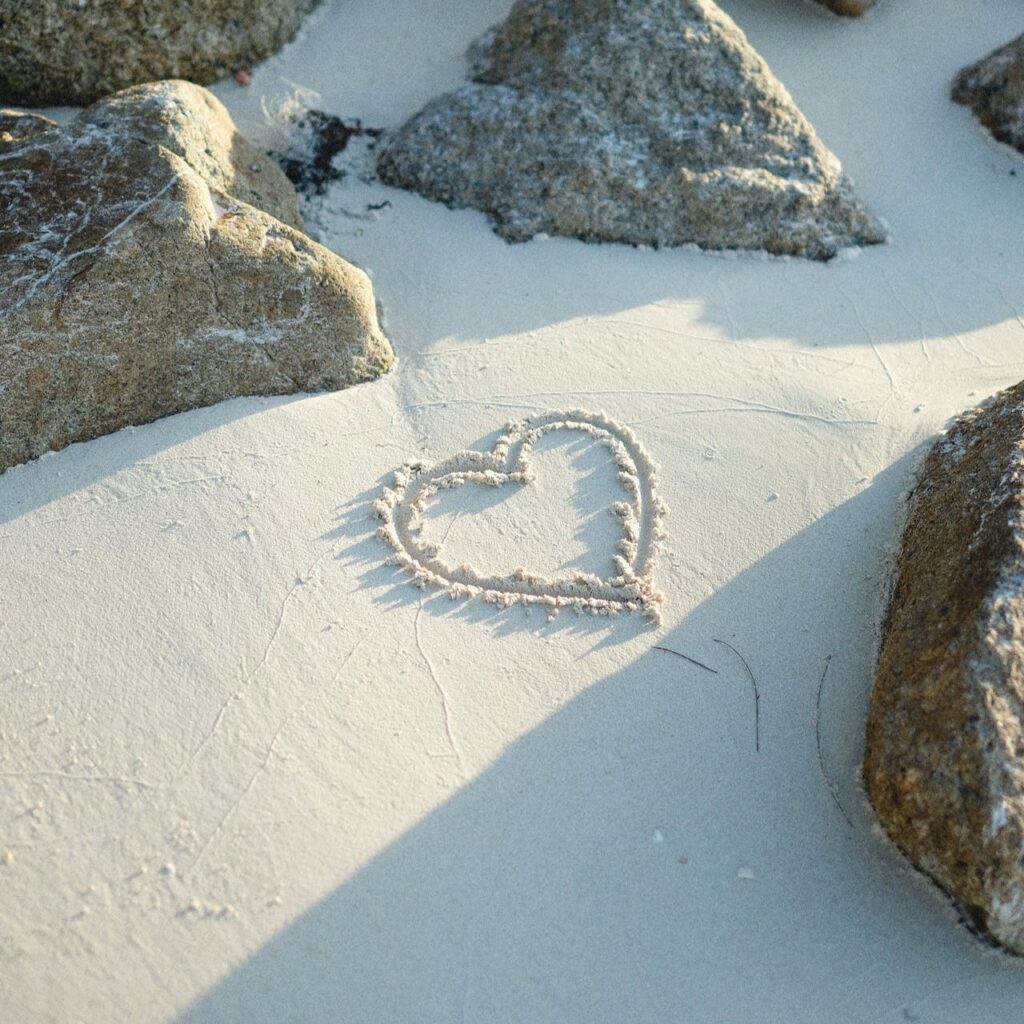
[4,0,1024,1020]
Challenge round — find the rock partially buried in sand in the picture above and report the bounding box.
[0,0,320,106]
[377,0,885,260]
[865,381,1024,953]
[812,0,879,15]
[0,80,392,475]
[953,35,1024,156]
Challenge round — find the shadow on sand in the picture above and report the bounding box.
[177,448,1001,1024]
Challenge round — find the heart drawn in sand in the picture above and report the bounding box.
[373,410,668,621]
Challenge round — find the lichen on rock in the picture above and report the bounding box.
[865,380,1024,953]
[0,80,393,475]
[377,0,885,260]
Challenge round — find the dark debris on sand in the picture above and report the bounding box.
[269,108,383,196]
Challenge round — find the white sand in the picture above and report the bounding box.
[4,0,1024,1020]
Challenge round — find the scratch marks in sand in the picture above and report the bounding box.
[713,638,760,754]
[192,635,367,868]
[375,409,668,621]
[190,552,331,764]
[0,770,154,788]
[415,595,465,774]
[652,645,718,674]
[392,392,879,431]
[841,286,897,395]
[815,653,854,830]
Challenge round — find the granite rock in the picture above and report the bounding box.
[865,380,1024,953]
[953,35,1024,156]
[377,0,885,260]
[0,81,392,474]
[0,0,320,106]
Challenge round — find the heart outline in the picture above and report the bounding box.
[374,410,668,621]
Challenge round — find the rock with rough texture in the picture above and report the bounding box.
[812,0,878,15]
[0,0,320,106]
[0,80,392,475]
[377,0,885,260]
[865,380,1024,954]
[953,35,1024,155]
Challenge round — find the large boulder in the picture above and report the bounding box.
[0,0,320,106]
[865,381,1024,953]
[376,0,885,260]
[0,81,392,475]
[953,35,1024,156]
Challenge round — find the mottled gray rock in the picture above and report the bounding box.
[865,380,1024,954]
[953,35,1024,156]
[377,0,885,260]
[0,81,392,475]
[0,0,320,106]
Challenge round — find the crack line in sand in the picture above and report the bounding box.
[374,409,668,622]
[922,283,988,366]
[0,770,153,788]
[188,548,335,766]
[880,270,932,365]
[192,635,367,869]
[840,286,896,394]
[415,594,465,772]
[815,654,854,830]
[713,638,760,753]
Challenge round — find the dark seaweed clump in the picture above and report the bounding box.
[269,108,382,196]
